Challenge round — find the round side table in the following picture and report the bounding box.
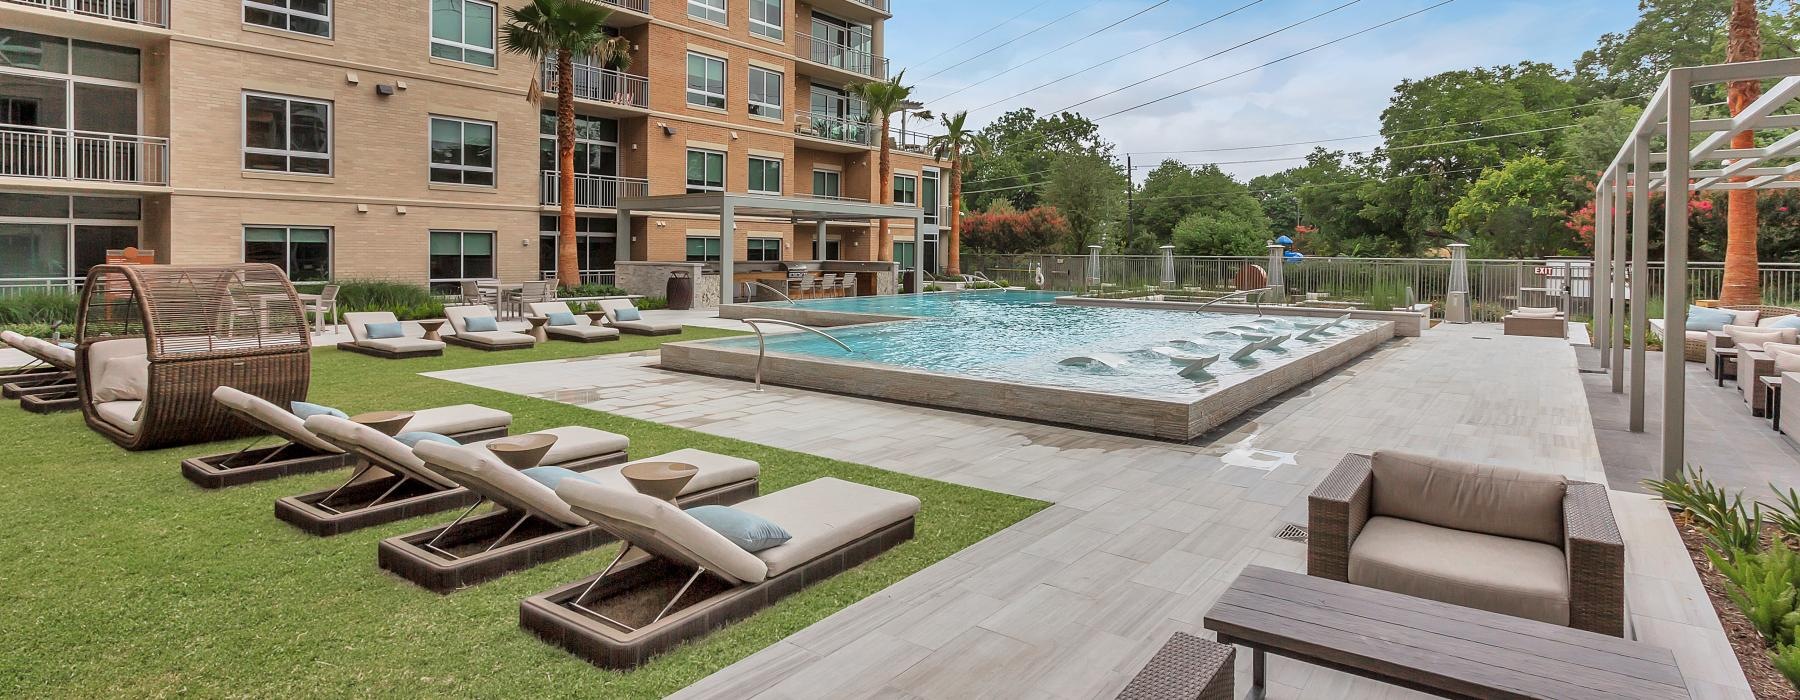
[417,319,446,342]
[351,410,415,436]
[584,310,611,326]
[621,461,698,503]
[486,433,559,469]
[525,316,550,343]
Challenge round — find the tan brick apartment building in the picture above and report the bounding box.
[0,0,949,294]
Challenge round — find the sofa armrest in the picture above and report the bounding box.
[1563,481,1625,637]
[1308,453,1373,582]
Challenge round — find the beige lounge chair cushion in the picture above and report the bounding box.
[362,337,446,353]
[212,385,341,453]
[457,330,535,347]
[545,324,619,341]
[2,331,76,369]
[1350,515,1570,626]
[1511,307,1562,318]
[558,479,773,584]
[467,425,628,465]
[599,298,683,333]
[303,414,460,488]
[343,311,400,342]
[405,404,512,436]
[1724,324,1798,351]
[91,352,149,402]
[1369,451,1567,546]
[95,400,143,434]
[415,446,757,529]
[735,477,921,578]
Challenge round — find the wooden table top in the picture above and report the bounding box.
[1203,566,1687,700]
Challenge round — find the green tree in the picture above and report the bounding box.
[925,111,984,275]
[1134,161,1248,248]
[1447,155,1583,257]
[1573,0,1732,99]
[962,108,1115,212]
[1170,196,1270,257]
[1042,153,1126,253]
[1558,101,1643,177]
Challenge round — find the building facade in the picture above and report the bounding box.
[0,0,948,292]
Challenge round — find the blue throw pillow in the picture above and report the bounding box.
[464,315,499,332]
[365,321,404,339]
[1767,315,1800,331]
[395,431,457,448]
[522,466,598,490]
[613,306,642,322]
[56,341,77,349]
[290,401,348,420]
[1686,305,1735,332]
[685,505,791,552]
[546,311,577,327]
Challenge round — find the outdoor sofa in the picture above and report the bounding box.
[597,298,683,336]
[443,305,536,351]
[1738,342,1800,417]
[1307,450,1624,636]
[1671,304,1800,364]
[527,301,621,343]
[1707,322,1799,380]
[336,312,445,359]
[1501,307,1567,338]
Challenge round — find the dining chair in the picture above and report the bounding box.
[841,273,858,297]
[820,273,840,297]
[303,284,340,333]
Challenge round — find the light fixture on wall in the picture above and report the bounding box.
[375,84,396,96]
[660,123,676,136]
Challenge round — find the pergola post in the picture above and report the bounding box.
[913,214,925,294]
[1662,73,1692,481]
[815,220,827,260]
[720,200,736,306]
[1611,171,1628,394]
[1630,134,1651,431]
[615,207,632,269]
[1594,183,1611,369]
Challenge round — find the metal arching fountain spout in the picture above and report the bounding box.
[739,318,854,391]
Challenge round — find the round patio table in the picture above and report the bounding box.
[486,433,559,469]
[417,319,446,342]
[352,410,414,436]
[621,461,698,503]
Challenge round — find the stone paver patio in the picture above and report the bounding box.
[430,322,1749,699]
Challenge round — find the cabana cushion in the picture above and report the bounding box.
[1369,450,1567,546]
[686,505,791,552]
[92,353,149,402]
[95,400,143,434]
[396,431,457,448]
[733,478,921,577]
[464,316,499,332]
[365,322,405,339]
[1686,306,1734,331]
[546,312,577,326]
[291,401,348,420]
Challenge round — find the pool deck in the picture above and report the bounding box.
[429,322,1749,699]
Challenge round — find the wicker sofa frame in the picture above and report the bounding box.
[1115,632,1234,700]
[75,264,311,451]
[1305,453,1625,637]
[1684,304,1800,363]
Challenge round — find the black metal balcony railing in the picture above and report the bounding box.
[542,60,650,110]
[794,112,878,147]
[798,33,889,80]
[2,0,169,26]
[0,125,170,185]
[540,170,649,208]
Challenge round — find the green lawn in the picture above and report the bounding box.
[0,330,1044,698]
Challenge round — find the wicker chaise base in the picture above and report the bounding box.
[379,479,758,593]
[20,391,80,413]
[275,450,627,537]
[521,517,915,669]
[614,326,682,337]
[2,368,72,398]
[335,341,443,359]
[181,425,509,489]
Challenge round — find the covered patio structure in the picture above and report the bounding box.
[614,193,930,305]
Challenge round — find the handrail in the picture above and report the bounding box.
[747,281,797,306]
[1195,287,1274,315]
[739,318,853,391]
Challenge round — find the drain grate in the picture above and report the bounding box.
[1273,523,1309,543]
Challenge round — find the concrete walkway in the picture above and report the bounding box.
[430,323,1746,699]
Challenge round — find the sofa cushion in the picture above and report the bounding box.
[365,322,405,339]
[1725,325,1799,351]
[1763,315,1800,331]
[92,353,149,402]
[1350,516,1570,626]
[95,400,143,435]
[463,315,499,332]
[1369,451,1567,546]
[1512,307,1562,318]
[1687,306,1735,332]
[1724,307,1763,327]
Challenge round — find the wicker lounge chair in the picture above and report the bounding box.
[443,305,536,351]
[597,298,683,336]
[179,386,512,488]
[526,302,621,343]
[274,414,629,536]
[1682,304,1800,364]
[1308,451,1624,636]
[380,444,759,592]
[1502,307,1567,338]
[521,477,920,669]
[1,330,80,412]
[336,312,445,359]
[76,264,311,451]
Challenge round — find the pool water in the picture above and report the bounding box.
[722,291,1382,400]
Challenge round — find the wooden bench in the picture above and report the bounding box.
[1203,566,1687,700]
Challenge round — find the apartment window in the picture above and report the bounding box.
[688,0,726,24]
[812,169,841,199]
[428,230,495,293]
[685,237,722,262]
[243,92,331,175]
[747,157,781,195]
[922,168,941,223]
[747,238,782,262]
[747,67,783,120]
[894,174,917,206]
[685,52,726,109]
[429,116,495,186]
[0,192,140,283]
[244,226,331,281]
[894,240,916,269]
[750,0,782,39]
[431,0,497,68]
[538,215,617,280]
[686,149,725,193]
[244,0,331,38]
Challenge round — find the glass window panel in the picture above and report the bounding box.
[72,83,137,135]
[431,43,461,62]
[0,74,69,129]
[288,101,329,153]
[462,232,493,255]
[71,41,140,82]
[464,122,493,167]
[0,223,70,279]
[73,196,140,220]
[288,227,329,243]
[0,29,69,74]
[290,237,330,280]
[244,226,287,242]
[291,0,330,14]
[432,0,462,41]
[244,239,286,269]
[2,192,71,218]
[244,95,287,150]
[289,156,330,174]
[71,226,134,276]
[429,231,462,255]
[464,2,494,49]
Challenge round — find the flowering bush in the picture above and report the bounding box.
[961,206,1072,253]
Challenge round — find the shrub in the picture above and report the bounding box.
[1645,466,1765,556]
[1708,546,1800,646]
[1765,486,1800,546]
[636,296,668,310]
[962,206,1071,253]
[0,289,80,326]
[561,283,627,297]
[923,284,943,292]
[1774,643,1800,688]
[0,322,61,340]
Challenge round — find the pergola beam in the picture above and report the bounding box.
[1689,76,1800,161]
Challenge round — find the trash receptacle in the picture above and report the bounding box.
[667,270,694,310]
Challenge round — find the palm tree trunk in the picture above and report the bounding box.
[1721,0,1761,306]
[947,157,963,276]
[877,114,893,262]
[556,49,579,290]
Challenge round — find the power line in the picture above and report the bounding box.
[927,0,1176,104]
[916,2,1096,82]
[900,0,1058,73]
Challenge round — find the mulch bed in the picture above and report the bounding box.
[1671,513,1798,700]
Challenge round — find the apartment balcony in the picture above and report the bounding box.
[541,60,650,115]
[794,113,878,152]
[795,33,889,82]
[0,126,169,186]
[806,0,890,22]
[540,170,648,209]
[586,0,650,26]
[2,0,169,28]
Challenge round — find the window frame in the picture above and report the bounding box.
[243,225,333,281]
[747,66,783,120]
[749,0,782,39]
[428,115,496,187]
[685,236,723,262]
[428,229,497,292]
[686,148,726,194]
[243,0,332,38]
[685,52,727,110]
[747,156,782,195]
[893,174,917,206]
[241,91,333,176]
[688,0,727,25]
[812,169,841,199]
[747,237,782,262]
[430,0,498,68]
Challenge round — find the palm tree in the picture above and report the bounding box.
[1721,0,1762,306]
[502,0,619,289]
[848,71,913,263]
[926,111,983,277]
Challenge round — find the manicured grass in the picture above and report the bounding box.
[0,330,1045,698]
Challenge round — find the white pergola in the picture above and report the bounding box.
[1593,56,1800,480]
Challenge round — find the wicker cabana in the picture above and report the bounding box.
[76,264,312,450]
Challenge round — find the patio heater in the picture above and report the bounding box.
[1160,245,1176,292]
[1446,243,1471,323]
[1087,244,1102,293]
[1266,243,1285,301]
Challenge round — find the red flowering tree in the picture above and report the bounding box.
[961,206,1072,253]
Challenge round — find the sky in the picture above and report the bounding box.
[879,0,1644,182]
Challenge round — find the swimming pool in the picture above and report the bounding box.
[665,291,1395,440]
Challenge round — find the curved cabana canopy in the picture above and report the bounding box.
[76,263,312,450]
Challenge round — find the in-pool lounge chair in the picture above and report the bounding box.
[275,414,628,536]
[1502,307,1567,338]
[527,301,621,343]
[337,312,446,359]
[179,386,512,488]
[521,476,920,669]
[0,330,80,412]
[380,444,760,592]
[444,305,536,351]
[597,299,683,336]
